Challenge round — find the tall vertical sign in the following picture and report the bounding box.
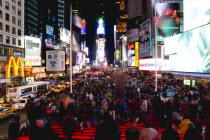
[135,42,139,67]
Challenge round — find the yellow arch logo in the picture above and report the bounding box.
[6,56,25,78]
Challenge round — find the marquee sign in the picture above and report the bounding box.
[6,56,24,78]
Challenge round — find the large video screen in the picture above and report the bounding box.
[184,0,210,31]
[164,24,210,73]
[154,3,180,41]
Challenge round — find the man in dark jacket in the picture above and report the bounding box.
[125,122,140,140]
[184,122,202,140]
[161,121,180,140]
[30,119,60,140]
[8,115,20,140]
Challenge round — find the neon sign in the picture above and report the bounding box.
[135,42,139,67]
[6,56,24,78]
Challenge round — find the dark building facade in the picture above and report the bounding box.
[24,0,39,36]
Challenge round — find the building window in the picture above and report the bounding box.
[18,19,21,26]
[12,38,16,45]
[18,0,21,6]
[18,29,21,36]
[18,9,21,16]
[5,13,9,21]
[0,34,3,43]
[6,25,9,33]
[0,22,2,30]
[5,2,9,10]
[18,39,21,46]
[12,27,16,34]
[6,36,10,44]
[0,10,2,18]
[12,0,16,3]
[12,6,16,13]
[12,16,16,24]
[0,0,2,7]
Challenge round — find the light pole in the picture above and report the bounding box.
[69,4,73,94]
[155,20,158,92]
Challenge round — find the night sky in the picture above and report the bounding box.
[79,0,117,64]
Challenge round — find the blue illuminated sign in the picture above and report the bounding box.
[97,19,105,35]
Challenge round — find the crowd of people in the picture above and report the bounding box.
[8,69,210,140]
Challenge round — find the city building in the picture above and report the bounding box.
[0,0,25,95]
[24,0,39,36]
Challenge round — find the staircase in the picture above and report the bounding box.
[17,121,188,140]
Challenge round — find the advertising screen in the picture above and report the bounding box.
[164,24,210,73]
[76,52,82,65]
[139,18,152,58]
[46,51,65,71]
[183,79,191,86]
[97,19,105,35]
[184,0,210,31]
[45,25,54,48]
[139,58,170,71]
[25,36,42,66]
[60,26,70,44]
[154,3,180,41]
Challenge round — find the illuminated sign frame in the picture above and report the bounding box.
[6,56,24,78]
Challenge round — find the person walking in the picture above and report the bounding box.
[139,121,158,140]
[8,115,21,140]
[161,121,180,140]
[125,122,140,140]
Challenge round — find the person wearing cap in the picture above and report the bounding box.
[125,122,140,140]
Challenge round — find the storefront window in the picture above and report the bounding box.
[0,46,4,55]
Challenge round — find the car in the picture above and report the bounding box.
[0,103,11,108]
[50,85,57,91]
[54,86,64,93]
[0,107,17,120]
[12,99,28,109]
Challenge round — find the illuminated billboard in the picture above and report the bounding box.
[139,18,152,58]
[25,36,42,66]
[45,25,54,48]
[139,58,170,71]
[164,24,210,73]
[97,18,105,35]
[154,3,180,41]
[46,51,65,71]
[116,22,127,32]
[184,0,210,31]
[60,26,70,44]
[135,42,139,67]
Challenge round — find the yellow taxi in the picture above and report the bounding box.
[50,85,56,91]
[0,103,11,108]
[0,107,17,120]
[58,82,67,89]
[65,82,70,88]
[54,86,65,93]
